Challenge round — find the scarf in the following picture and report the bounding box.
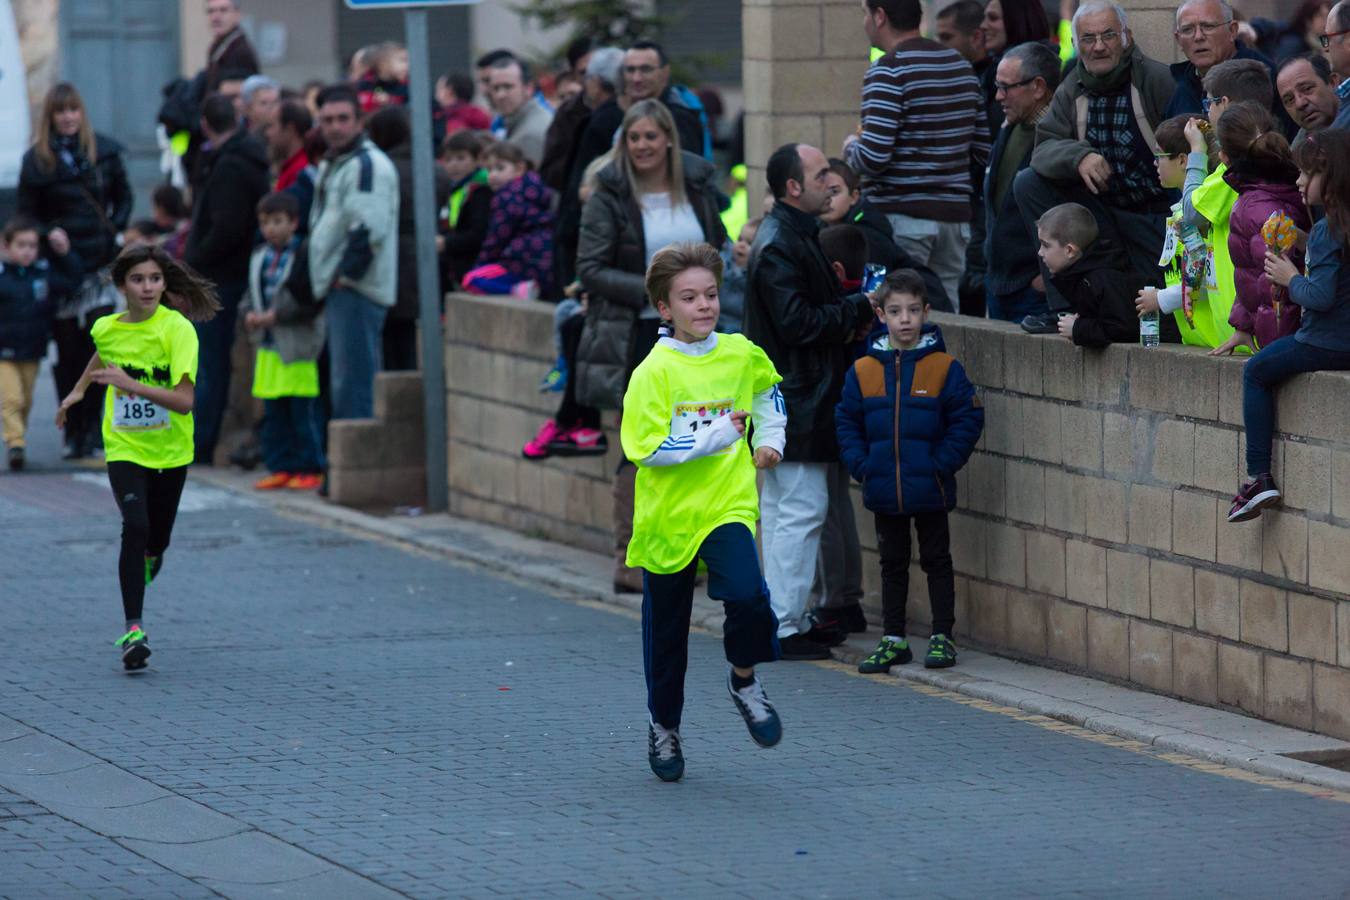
[1077,45,1134,95]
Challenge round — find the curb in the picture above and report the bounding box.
[197,471,1350,795]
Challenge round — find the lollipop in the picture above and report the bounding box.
[1262,211,1297,255]
[1262,211,1298,319]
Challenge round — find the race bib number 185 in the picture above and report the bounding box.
[112,390,169,431]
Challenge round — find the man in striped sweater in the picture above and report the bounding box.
[843,0,990,309]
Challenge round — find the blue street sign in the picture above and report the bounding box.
[345,0,479,7]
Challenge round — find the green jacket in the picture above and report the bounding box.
[1031,43,1175,182]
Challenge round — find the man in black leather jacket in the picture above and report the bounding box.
[744,143,875,661]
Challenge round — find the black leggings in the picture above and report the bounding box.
[107,462,188,622]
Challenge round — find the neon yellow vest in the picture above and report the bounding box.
[445,169,488,229]
[1190,163,1247,352]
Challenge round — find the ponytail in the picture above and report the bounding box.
[1216,102,1291,167]
[111,244,221,322]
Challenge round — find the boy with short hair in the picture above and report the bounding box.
[835,269,983,671]
[438,130,492,286]
[243,193,325,491]
[1037,203,1142,347]
[0,217,81,470]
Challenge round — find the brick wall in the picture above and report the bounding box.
[445,294,619,554]
[443,294,1350,740]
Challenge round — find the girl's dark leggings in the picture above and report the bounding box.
[1243,336,1350,476]
[106,462,188,622]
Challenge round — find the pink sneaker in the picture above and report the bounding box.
[522,419,565,460]
[548,425,608,457]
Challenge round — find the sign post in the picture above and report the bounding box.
[346,0,480,513]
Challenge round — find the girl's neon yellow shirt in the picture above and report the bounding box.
[91,304,199,469]
[621,333,781,574]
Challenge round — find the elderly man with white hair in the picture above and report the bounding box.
[240,74,280,139]
[1164,0,1287,128]
[1010,0,1176,334]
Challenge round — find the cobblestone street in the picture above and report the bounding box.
[0,450,1348,898]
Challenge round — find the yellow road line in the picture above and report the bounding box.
[817,659,1350,805]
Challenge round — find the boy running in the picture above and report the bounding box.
[621,241,787,782]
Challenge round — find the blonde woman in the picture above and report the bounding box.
[18,82,132,459]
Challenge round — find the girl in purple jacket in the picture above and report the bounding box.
[1213,102,1310,355]
[462,142,556,299]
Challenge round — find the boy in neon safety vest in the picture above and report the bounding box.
[620,241,787,783]
[1135,116,1226,347]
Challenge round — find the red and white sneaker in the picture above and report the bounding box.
[522,420,566,460]
[548,425,608,457]
[1228,473,1281,523]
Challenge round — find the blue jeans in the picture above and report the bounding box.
[1243,335,1350,476]
[325,288,387,420]
[642,523,781,729]
[192,281,243,463]
[987,284,1049,323]
[261,396,325,475]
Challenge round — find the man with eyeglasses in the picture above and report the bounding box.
[1163,0,1287,132]
[1324,1,1350,130]
[1011,0,1174,334]
[984,42,1062,324]
[619,41,709,161]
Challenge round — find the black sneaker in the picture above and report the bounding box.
[1228,474,1281,523]
[802,614,847,648]
[1020,311,1060,334]
[647,722,684,782]
[924,633,957,669]
[727,672,782,748]
[115,628,151,671]
[7,447,23,471]
[836,603,868,633]
[857,637,913,673]
[778,633,831,660]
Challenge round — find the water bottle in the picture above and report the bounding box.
[863,263,887,294]
[1140,287,1160,347]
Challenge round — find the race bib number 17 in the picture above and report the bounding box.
[112,390,169,431]
[670,398,736,452]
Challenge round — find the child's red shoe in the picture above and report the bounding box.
[286,473,323,491]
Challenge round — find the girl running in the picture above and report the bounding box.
[620,242,786,782]
[56,244,219,669]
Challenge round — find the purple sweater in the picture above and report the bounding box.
[474,170,556,295]
[1225,161,1309,348]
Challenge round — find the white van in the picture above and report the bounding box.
[0,0,31,220]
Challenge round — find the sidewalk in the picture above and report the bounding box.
[196,467,1350,793]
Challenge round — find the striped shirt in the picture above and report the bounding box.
[844,38,990,223]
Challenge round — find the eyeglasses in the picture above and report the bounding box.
[1078,30,1120,47]
[1153,151,1184,160]
[994,76,1038,93]
[1201,95,1215,112]
[1320,29,1350,48]
[1175,21,1230,39]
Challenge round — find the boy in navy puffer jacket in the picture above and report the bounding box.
[0,216,81,470]
[835,269,983,671]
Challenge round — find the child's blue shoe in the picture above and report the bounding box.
[538,357,568,392]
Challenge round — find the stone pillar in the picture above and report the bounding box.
[742,0,871,213]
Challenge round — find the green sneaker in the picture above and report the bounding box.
[144,555,163,586]
[857,637,912,673]
[925,634,957,669]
